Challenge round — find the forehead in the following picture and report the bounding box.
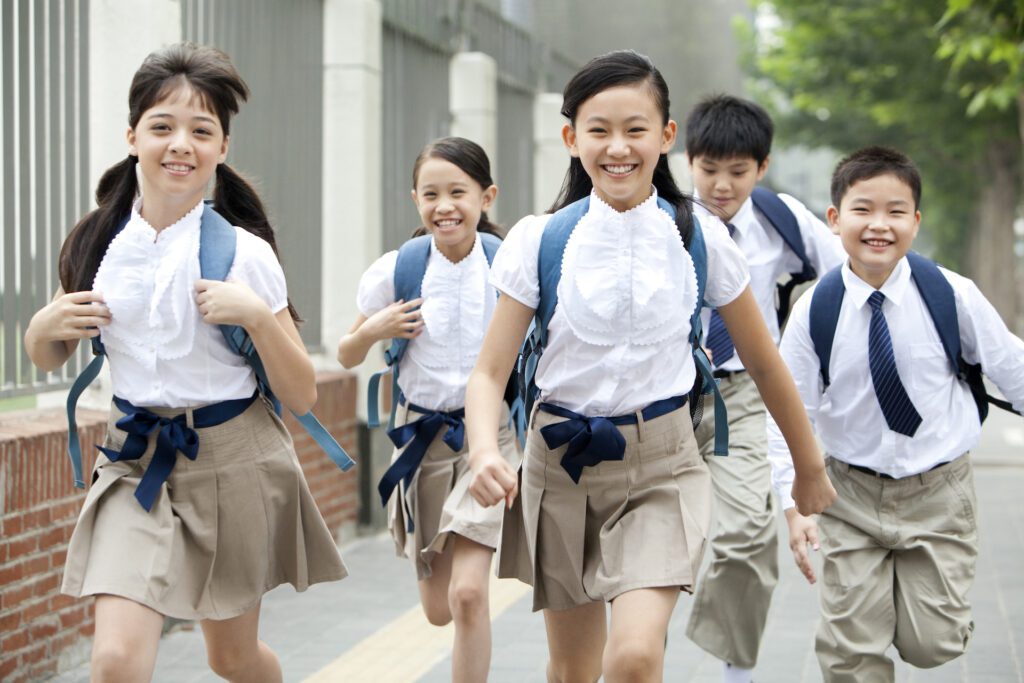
[577,83,661,121]
[692,154,759,169]
[842,173,915,204]
[145,83,219,121]
[415,158,474,187]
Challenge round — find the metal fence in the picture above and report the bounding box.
[182,0,325,348]
[1,0,90,399]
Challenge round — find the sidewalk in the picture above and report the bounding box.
[49,413,1024,682]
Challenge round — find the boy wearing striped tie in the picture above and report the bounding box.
[767,146,1024,682]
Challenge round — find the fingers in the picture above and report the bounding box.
[64,289,106,304]
[792,539,816,584]
[194,278,215,292]
[399,297,424,312]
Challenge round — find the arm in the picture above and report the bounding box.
[956,276,1024,412]
[23,289,111,372]
[336,298,424,369]
[195,279,317,415]
[465,294,535,507]
[718,286,836,514]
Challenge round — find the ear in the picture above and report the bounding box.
[756,155,770,181]
[410,188,419,207]
[218,135,229,165]
[126,127,137,156]
[660,119,678,154]
[911,209,921,239]
[826,205,840,234]
[481,184,498,212]
[561,124,579,157]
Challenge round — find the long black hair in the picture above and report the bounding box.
[549,50,695,246]
[58,42,300,322]
[410,136,503,239]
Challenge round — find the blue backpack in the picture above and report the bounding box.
[65,204,356,488]
[808,251,1019,423]
[519,196,729,456]
[365,232,524,432]
[749,187,817,325]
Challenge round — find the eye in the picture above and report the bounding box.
[628,127,647,134]
[851,207,869,214]
[451,189,465,196]
[151,123,170,132]
[195,127,213,136]
[587,127,607,135]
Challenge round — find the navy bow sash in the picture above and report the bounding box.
[98,393,258,511]
[539,394,689,483]
[378,402,466,531]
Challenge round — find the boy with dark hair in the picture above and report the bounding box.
[768,146,1024,682]
[684,94,845,683]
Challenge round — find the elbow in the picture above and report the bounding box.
[288,385,318,416]
[336,338,359,370]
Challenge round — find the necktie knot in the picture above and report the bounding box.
[726,222,737,238]
[868,290,886,310]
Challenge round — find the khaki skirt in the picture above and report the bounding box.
[521,403,711,612]
[388,401,521,580]
[61,398,347,621]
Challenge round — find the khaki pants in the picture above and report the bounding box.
[686,372,778,668]
[816,455,977,682]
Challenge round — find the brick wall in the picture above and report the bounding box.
[0,371,361,683]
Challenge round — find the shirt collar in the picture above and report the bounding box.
[841,256,912,309]
[430,232,482,268]
[692,191,752,237]
[588,187,661,221]
[129,198,204,242]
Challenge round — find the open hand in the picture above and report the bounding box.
[785,508,820,584]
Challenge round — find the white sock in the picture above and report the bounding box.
[723,662,753,683]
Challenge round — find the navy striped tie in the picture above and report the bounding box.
[706,223,736,368]
[867,291,922,436]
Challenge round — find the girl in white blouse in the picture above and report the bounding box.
[337,137,520,682]
[463,50,837,683]
[24,44,345,683]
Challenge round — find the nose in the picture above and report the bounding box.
[169,130,191,155]
[437,199,454,213]
[608,134,630,157]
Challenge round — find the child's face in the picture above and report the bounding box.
[827,173,920,288]
[412,158,496,257]
[562,83,677,212]
[127,86,228,211]
[689,154,768,223]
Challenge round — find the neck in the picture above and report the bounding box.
[139,192,204,232]
[850,262,898,290]
[435,234,476,264]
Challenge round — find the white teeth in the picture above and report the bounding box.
[164,163,191,172]
[436,219,461,227]
[604,164,635,174]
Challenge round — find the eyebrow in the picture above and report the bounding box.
[145,112,219,126]
[584,114,651,124]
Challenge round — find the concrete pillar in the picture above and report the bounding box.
[449,52,498,205]
[532,92,566,214]
[669,151,693,193]
[320,0,383,415]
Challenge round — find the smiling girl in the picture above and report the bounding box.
[463,51,836,682]
[23,44,345,683]
[337,137,520,682]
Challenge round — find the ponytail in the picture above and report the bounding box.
[213,163,301,324]
[59,155,139,293]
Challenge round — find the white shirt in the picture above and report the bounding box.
[93,200,289,408]
[695,192,846,371]
[357,234,496,412]
[767,257,1024,508]
[490,190,750,417]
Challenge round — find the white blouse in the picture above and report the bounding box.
[92,200,288,407]
[490,190,750,417]
[357,234,496,412]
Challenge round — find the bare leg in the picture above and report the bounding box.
[604,587,679,683]
[418,539,455,626]
[91,595,164,683]
[448,534,495,683]
[200,601,282,683]
[543,601,606,683]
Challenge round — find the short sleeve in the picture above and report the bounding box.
[700,214,750,307]
[356,251,398,317]
[228,228,288,313]
[489,214,549,309]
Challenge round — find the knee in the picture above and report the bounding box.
[448,579,487,623]
[207,643,255,680]
[602,638,661,682]
[422,600,452,627]
[91,642,142,681]
[547,659,601,683]
[895,623,972,669]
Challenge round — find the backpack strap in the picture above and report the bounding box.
[808,265,846,389]
[750,187,817,325]
[65,214,132,488]
[366,235,432,429]
[198,205,354,472]
[906,251,1018,422]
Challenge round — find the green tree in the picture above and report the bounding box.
[747,0,1021,328]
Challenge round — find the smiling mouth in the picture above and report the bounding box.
[602,164,637,177]
[162,162,194,175]
[862,238,893,247]
[434,218,462,229]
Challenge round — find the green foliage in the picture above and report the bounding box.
[747,0,1020,268]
